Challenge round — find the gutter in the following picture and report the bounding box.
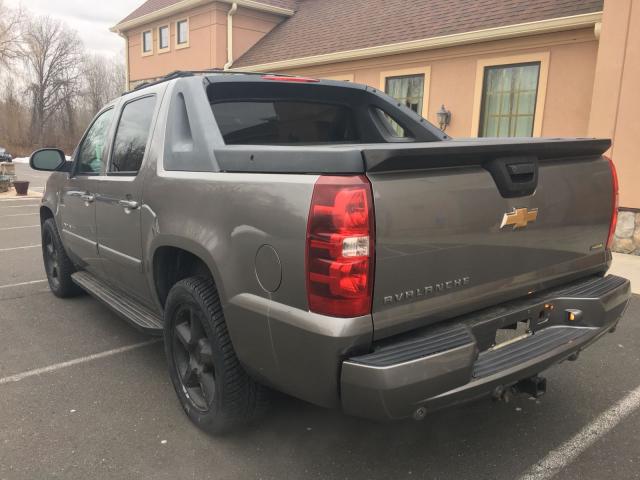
[224,2,239,70]
[110,0,293,34]
[232,11,602,72]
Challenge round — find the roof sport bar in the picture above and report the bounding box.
[126,69,304,94]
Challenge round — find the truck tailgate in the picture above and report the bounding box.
[365,138,614,339]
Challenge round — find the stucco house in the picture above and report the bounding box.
[111,0,640,253]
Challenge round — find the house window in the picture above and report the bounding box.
[479,62,541,137]
[383,74,425,136]
[158,25,169,51]
[385,74,425,115]
[142,30,153,54]
[176,19,189,47]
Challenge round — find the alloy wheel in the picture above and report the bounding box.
[43,229,60,290]
[172,304,216,412]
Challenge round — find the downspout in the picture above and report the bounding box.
[223,2,238,70]
[123,33,130,91]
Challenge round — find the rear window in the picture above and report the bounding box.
[211,101,359,145]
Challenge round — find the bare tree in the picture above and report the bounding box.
[0,7,127,155]
[83,53,126,115]
[0,79,29,152]
[21,15,83,146]
[107,54,127,99]
[0,0,23,69]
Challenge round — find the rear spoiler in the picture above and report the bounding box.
[363,138,611,173]
[214,138,611,174]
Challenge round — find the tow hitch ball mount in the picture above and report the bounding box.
[493,375,547,402]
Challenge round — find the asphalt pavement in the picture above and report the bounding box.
[0,164,638,480]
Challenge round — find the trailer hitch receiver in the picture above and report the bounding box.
[515,375,547,398]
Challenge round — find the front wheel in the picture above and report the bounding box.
[164,276,269,434]
[41,218,83,298]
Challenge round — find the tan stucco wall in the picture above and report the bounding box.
[125,3,282,83]
[282,28,599,140]
[589,0,640,209]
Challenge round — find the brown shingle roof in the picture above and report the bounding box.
[235,0,603,67]
[118,0,297,25]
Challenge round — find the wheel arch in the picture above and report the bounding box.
[40,205,54,225]
[150,237,226,309]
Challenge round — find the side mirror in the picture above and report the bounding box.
[30,148,66,171]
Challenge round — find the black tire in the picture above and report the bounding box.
[41,218,83,298]
[164,276,269,434]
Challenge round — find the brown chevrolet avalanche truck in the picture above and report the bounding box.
[29,71,631,433]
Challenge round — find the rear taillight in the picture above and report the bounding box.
[306,175,374,317]
[606,155,619,249]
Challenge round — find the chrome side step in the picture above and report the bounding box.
[71,271,163,334]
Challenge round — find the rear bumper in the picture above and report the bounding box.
[340,275,631,420]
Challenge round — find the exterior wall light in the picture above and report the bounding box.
[437,104,451,131]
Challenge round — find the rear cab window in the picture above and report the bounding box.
[206,78,443,146]
[212,101,358,145]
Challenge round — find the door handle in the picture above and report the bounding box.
[118,199,140,210]
[80,193,95,203]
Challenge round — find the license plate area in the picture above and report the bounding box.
[490,319,532,352]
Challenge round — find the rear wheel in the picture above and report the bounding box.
[41,218,82,298]
[164,276,268,434]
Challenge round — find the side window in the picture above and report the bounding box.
[76,108,114,174]
[110,95,157,174]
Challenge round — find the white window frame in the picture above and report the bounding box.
[471,52,550,137]
[158,24,170,53]
[380,66,431,120]
[141,30,153,56]
[176,18,190,49]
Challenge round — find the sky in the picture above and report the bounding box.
[6,0,144,56]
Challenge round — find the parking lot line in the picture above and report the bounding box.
[0,213,39,217]
[0,279,47,289]
[0,197,41,202]
[0,244,40,252]
[519,384,640,480]
[0,339,160,386]
[0,225,39,231]
[2,204,41,208]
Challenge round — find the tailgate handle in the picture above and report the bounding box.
[484,156,539,198]
[507,163,535,183]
